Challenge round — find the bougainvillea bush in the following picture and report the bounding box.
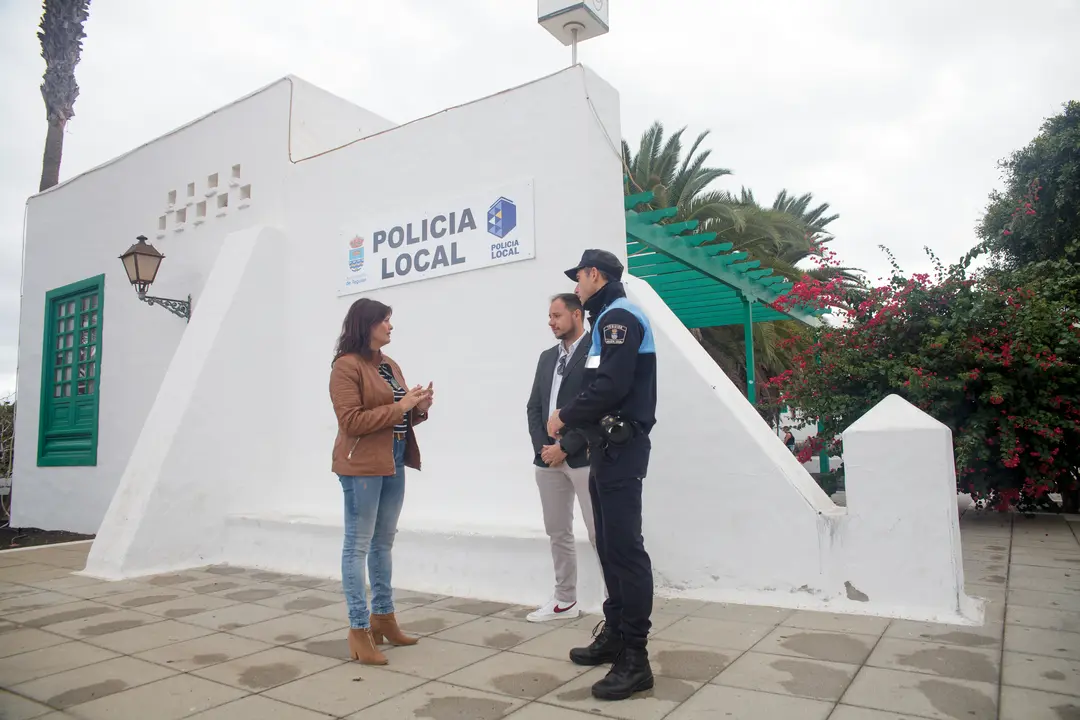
[766,249,1080,512]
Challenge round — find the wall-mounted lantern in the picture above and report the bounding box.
[118,235,192,321]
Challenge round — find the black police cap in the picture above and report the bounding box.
[564,249,624,282]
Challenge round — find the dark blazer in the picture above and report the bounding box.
[527,333,591,469]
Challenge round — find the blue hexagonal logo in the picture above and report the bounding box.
[487,197,517,238]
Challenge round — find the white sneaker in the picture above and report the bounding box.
[526,597,580,622]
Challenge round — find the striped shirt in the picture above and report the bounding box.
[377,362,409,433]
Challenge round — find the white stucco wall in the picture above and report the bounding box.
[11,79,293,533]
[287,77,397,162]
[70,66,976,624]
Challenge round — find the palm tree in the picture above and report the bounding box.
[623,121,862,290]
[622,121,862,405]
[38,0,91,192]
[623,122,808,263]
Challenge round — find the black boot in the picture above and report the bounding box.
[569,620,624,666]
[591,646,654,700]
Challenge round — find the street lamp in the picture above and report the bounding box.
[118,235,192,321]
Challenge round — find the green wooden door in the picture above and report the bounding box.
[38,275,104,466]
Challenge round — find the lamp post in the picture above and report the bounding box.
[118,235,192,321]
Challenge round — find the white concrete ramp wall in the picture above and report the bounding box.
[84,226,285,578]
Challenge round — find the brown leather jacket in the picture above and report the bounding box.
[329,351,426,477]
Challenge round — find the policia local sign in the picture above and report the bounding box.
[339,179,535,296]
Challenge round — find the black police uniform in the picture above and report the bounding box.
[556,249,657,701]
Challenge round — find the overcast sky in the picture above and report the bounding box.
[1,0,1078,398]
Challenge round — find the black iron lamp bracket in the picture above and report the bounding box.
[140,294,192,321]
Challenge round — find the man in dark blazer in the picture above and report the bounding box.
[525,293,597,622]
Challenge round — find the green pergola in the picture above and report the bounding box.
[623,189,826,405]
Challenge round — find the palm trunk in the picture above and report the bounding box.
[39,116,66,192]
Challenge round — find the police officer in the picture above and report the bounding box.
[546,249,657,701]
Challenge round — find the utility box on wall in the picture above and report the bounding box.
[538,0,610,45]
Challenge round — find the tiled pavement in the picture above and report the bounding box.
[0,514,1077,719]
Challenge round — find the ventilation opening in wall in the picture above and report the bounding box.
[240,185,251,201]
[232,164,241,179]
[167,190,177,206]
[158,216,167,231]
[217,194,229,213]
[187,182,195,197]
[208,173,219,189]
[196,201,207,218]
[176,208,187,223]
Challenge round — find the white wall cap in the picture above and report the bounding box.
[845,394,950,435]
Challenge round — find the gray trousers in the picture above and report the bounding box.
[534,462,599,603]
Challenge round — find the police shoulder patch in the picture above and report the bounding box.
[602,323,627,345]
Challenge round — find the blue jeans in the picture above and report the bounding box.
[339,437,406,629]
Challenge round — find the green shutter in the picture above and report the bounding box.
[37,275,105,467]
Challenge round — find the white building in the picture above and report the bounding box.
[13,67,979,624]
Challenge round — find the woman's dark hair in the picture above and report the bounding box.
[334,298,391,363]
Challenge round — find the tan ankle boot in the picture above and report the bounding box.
[347,628,388,664]
[370,612,419,646]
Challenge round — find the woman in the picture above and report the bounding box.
[329,297,434,665]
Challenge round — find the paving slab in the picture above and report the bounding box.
[0,689,55,720]
[64,674,245,720]
[504,702,601,719]
[378,636,500,679]
[1003,623,1080,661]
[883,618,1002,648]
[431,615,555,651]
[439,650,588,699]
[652,616,774,652]
[8,656,176,711]
[190,645,342,692]
[0,641,119,687]
[539,666,700,719]
[781,610,891,636]
[999,685,1080,720]
[667,684,833,719]
[840,666,998,720]
[1005,604,1080,633]
[645,638,736,683]
[133,632,274,672]
[829,707,929,720]
[392,606,482,636]
[752,626,877,664]
[80,618,214,655]
[186,694,332,720]
[227,611,345,645]
[865,637,1000,684]
[350,681,526,720]
[0,627,69,659]
[262,662,424,716]
[712,650,858,702]
[1001,650,1080,696]
[688,601,793,625]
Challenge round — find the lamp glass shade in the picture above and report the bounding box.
[121,253,139,285]
[119,236,165,286]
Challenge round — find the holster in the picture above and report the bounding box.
[599,414,638,447]
[558,429,588,457]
